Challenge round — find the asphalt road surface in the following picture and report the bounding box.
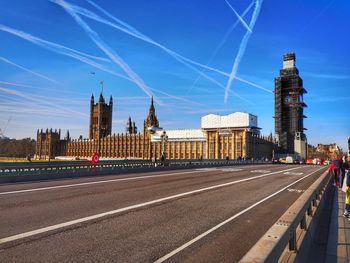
[0,164,327,262]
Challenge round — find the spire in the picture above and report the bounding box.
[99,92,105,103]
[109,95,113,105]
[150,96,155,111]
[91,93,94,101]
[126,116,133,134]
[66,130,70,140]
[145,96,159,128]
[132,121,137,134]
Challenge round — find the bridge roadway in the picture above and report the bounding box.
[0,164,326,262]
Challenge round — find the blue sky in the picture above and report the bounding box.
[0,0,349,150]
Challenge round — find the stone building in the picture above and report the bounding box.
[36,94,273,160]
[274,52,307,159]
[316,143,341,160]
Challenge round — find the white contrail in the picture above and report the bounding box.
[159,45,253,104]
[0,24,200,107]
[86,0,146,39]
[0,81,91,97]
[224,0,264,103]
[0,86,87,117]
[69,2,229,76]
[149,87,206,107]
[52,0,161,105]
[187,1,255,94]
[0,81,42,90]
[224,0,252,32]
[235,76,272,93]
[0,56,57,84]
[68,0,269,94]
[0,24,132,82]
[0,24,109,62]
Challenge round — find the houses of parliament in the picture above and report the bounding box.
[35,93,273,160]
[36,53,309,161]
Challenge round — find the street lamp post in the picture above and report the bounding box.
[160,130,168,163]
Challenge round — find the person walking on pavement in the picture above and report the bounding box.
[329,158,342,187]
[342,159,350,218]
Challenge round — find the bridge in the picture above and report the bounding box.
[0,160,347,262]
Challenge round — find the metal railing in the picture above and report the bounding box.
[239,169,331,263]
[0,159,269,179]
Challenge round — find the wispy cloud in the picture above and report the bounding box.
[224,0,264,103]
[0,56,57,84]
[52,0,161,105]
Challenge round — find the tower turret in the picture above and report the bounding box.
[145,96,159,129]
[89,92,113,140]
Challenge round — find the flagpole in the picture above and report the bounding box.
[100,80,104,95]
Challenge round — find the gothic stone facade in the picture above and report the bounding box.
[36,95,273,160]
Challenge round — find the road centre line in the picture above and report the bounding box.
[0,164,273,196]
[154,166,325,263]
[0,171,197,195]
[0,166,304,246]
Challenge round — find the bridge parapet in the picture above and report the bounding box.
[0,159,270,183]
[240,170,331,263]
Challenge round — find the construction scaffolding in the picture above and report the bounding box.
[274,53,307,155]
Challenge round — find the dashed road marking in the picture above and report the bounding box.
[250,170,271,173]
[220,168,243,172]
[284,172,304,176]
[0,171,197,196]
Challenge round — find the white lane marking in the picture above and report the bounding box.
[250,170,271,173]
[0,164,272,195]
[0,166,303,245]
[287,188,305,193]
[154,167,324,263]
[220,168,243,172]
[196,168,243,172]
[284,172,303,176]
[0,171,197,196]
[196,168,218,171]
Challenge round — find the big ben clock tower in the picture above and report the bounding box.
[274,52,307,156]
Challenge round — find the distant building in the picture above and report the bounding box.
[36,94,273,160]
[274,52,307,159]
[316,143,340,160]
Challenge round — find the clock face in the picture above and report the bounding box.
[284,96,291,105]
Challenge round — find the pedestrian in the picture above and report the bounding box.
[160,153,165,166]
[329,158,342,187]
[342,168,350,218]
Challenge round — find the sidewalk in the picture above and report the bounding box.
[325,188,350,263]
